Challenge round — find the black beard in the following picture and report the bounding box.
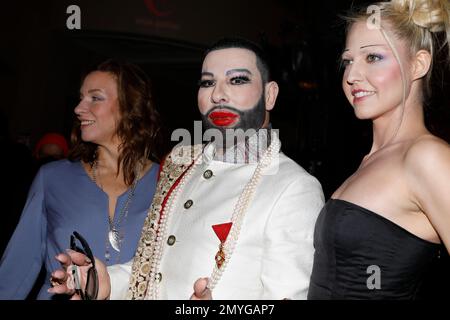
[201,94,266,134]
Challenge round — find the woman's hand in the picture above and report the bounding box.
[48,250,111,300]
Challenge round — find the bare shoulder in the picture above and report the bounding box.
[403,135,450,208]
[403,135,450,248]
[404,134,450,175]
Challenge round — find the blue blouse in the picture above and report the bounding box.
[0,159,159,299]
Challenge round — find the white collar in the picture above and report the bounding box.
[202,129,280,164]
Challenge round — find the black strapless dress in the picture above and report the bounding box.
[308,199,443,300]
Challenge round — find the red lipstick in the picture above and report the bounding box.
[208,111,239,127]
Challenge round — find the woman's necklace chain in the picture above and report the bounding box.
[92,160,141,262]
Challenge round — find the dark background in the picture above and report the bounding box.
[0,0,449,299]
[0,0,379,198]
[1,0,449,195]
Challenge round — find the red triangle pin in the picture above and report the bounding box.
[212,222,233,269]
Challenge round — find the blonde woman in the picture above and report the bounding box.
[308,0,450,299]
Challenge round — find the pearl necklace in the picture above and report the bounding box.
[207,137,280,291]
[146,136,280,299]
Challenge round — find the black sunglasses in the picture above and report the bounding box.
[70,231,99,300]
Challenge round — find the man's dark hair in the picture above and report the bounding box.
[204,37,271,83]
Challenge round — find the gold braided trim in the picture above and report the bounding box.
[126,144,204,300]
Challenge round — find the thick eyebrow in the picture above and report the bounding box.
[200,72,214,77]
[226,68,252,76]
[200,69,253,77]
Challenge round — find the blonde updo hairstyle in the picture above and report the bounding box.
[345,0,450,100]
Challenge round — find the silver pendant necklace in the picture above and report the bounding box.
[108,227,121,252]
[91,160,141,261]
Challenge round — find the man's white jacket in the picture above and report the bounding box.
[109,138,324,299]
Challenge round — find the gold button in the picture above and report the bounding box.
[184,200,193,209]
[155,272,162,283]
[203,170,213,179]
[167,235,176,246]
